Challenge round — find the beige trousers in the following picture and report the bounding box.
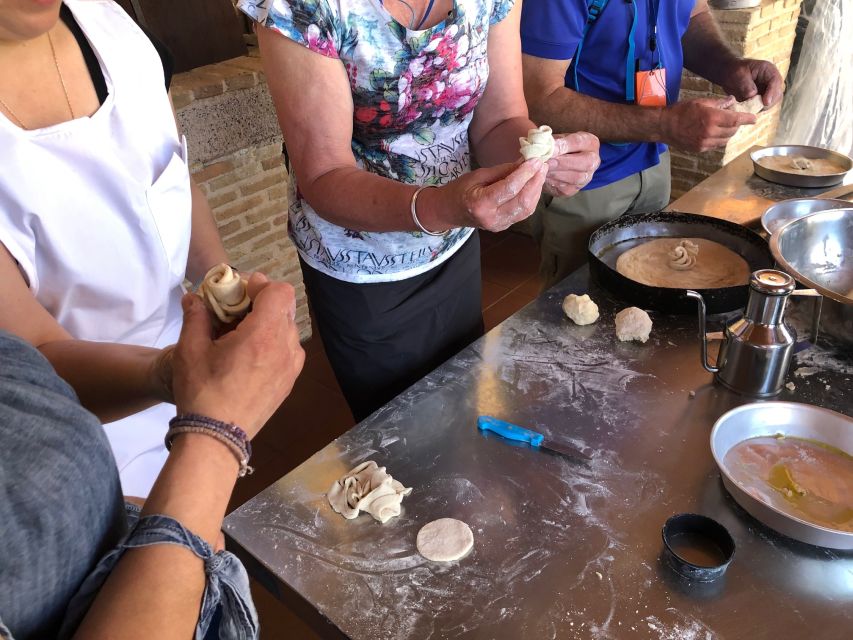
[531,151,671,289]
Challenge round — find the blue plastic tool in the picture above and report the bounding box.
[477,416,593,461]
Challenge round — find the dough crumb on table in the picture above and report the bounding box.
[327,461,412,524]
[562,293,600,325]
[786,381,796,392]
[519,125,555,161]
[615,307,653,343]
[416,518,474,562]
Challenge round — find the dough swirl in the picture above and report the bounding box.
[668,240,699,271]
[197,263,250,324]
[327,461,412,524]
[519,125,555,161]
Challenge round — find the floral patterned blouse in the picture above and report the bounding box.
[239,0,515,283]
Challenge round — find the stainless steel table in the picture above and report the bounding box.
[224,268,853,639]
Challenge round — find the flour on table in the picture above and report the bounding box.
[562,293,600,325]
[416,518,474,562]
[615,307,653,343]
[327,461,411,524]
[519,125,555,161]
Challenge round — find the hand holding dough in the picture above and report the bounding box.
[327,461,412,524]
[668,239,699,271]
[562,293,599,325]
[730,95,765,115]
[519,125,555,161]
[197,263,250,323]
[615,307,653,343]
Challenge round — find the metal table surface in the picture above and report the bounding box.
[224,268,853,640]
[665,146,853,228]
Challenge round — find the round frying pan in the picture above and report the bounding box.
[588,211,772,314]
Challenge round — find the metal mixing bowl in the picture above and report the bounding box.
[751,145,853,188]
[762,198,852,236]
[770,208,853,305]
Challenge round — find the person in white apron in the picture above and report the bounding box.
[0,0,232,498]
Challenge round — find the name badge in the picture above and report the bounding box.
[636,68,667,107]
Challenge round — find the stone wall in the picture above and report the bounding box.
[670,0,802,199]
[171,57,312,341]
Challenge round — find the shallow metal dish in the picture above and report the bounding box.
[762,198,852,235]
[711,402,853,550]
[770,208,853,304]
[751,145,853,188]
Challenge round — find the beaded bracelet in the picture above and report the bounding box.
[166,414,253,477]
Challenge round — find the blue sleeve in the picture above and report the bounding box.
[520,0,588,61]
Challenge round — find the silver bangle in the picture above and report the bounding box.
[410,185,446,236]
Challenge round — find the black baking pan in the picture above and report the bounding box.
[588,211,772,314]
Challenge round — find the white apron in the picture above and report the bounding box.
[0,0,191,497]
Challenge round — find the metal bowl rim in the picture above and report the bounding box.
[750,145,853,178]
[761,198,853,235]
[769,207,853,304]
[710,401,853,539]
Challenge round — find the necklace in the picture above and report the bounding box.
[0,30,75,130]
[382,0,437,30]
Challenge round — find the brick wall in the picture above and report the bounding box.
[670,0,802,199]
[171,58,312,341]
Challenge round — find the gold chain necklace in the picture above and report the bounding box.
[0,30,76,130]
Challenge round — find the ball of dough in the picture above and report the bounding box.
[730,95,764,115]
[562,293,599,325]
[416,518,474,562]
[615,307,653,343]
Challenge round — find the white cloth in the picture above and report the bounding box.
[0,0,191,497]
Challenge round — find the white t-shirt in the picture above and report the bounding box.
[239,0,515,283]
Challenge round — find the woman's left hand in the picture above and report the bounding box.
[543,132,601,197]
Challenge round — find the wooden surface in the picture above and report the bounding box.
[666,146,853,228]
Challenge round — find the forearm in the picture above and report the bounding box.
[39,340,168,423]
[471,116,536,167]
[528,86,665,144]
[682,11,740,86]
[74,435,239,639]
[185,179,229,284]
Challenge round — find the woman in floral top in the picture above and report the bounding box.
[239,0,600,419]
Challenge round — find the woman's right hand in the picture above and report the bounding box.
[425,158,548,233]
[171,273,305,439]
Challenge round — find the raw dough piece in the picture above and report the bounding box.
[668,239,699,271]
[416,518,474,562]
[519,125,555,161]
[616,238,750,289]
[731,95,764,115]
[197,263,250,323]
[757,155,848,176]
[562,293,599,325]
[615,307,652,343]
[327,461,412,524]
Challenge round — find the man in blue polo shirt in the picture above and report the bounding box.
[521,0,783,287]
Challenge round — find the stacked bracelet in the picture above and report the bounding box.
[410,185,447,236]
[166,414,253,477]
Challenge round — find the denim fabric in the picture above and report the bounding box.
[59,513,259,640]
[0,332,258,639]
[0,332,127,638]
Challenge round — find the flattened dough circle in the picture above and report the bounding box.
[616,237,750,289]
[416,518,474,562]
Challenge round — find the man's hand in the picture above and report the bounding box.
[721,58,784,109]
[661,97,756,153]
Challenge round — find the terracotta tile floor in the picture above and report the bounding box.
[226,230,543,638]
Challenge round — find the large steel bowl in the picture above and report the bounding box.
[770,208,853,305]
[711,402,853,550]
[762,198,852,236]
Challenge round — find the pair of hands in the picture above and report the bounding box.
[435,131,601,233]
[153,273,305,440]
[663,58,783,153]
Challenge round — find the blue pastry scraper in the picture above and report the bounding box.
[477,415,593,461]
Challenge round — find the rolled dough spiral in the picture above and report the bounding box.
[327,461,412,524]
[668,240,699,271]
[519,125,555,161]
[198,263,250,323]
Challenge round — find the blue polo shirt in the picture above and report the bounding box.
[521,0,694,190]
